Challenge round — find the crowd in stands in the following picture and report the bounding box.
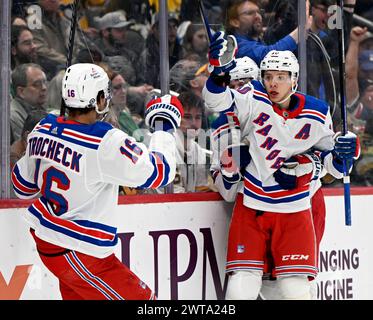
[7,0,373,196]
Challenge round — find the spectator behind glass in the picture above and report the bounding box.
[170,59,209,98]
[182,23,209,64]
[95,10,153,114]
[62,0,106,43]
[11,16,27,26]
[262,0,298,44]
[180,0,222,25]
[346,27,371,110]
[345,28,373,185]
[173,91,213,193]
[92,8,147,57]
[74,47,103,65]
[222,0,312,65]
[307,0,340,114]
[170,59,212,128]
[32,0,84,79]
[10,63,48,144]
[93,10,136,57]
[263,0,356,121]
[106,55,154,120]
[105,0,151,25]
[142,13,183,88]
[11,25,38,70]
[12,0,36,17]
[10,109,48,170]
[46,69,65,114]
[93,9,146,69]
[97,62,145,142]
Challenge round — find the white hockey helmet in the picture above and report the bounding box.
[260,50,299,91]
[62,63,112,114]
[230,56,259,81]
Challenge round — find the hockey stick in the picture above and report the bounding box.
[60,0,81,116]
[197,1,243,159]
[336,0,352,226]
[197,0,237,68]
[197,0,213,43]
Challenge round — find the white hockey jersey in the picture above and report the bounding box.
[12,114,176,258]
[203,79,341,213]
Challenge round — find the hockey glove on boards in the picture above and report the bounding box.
[273,153,322,190]
[208,31,238,78]
[220,143,251,184]
[145,94,184,132]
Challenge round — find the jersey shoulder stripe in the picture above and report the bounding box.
[294,93,329,124]
[41,114,113,138]
[253,92,272,106]
[296,114,326,124]
[251,87,272,106]
[35,126,102,150]
[250,80,266,93]
[300,94,329,115]
[34,114,114,149]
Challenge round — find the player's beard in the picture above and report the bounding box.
[16,50,36,64]
[247,21,263,39]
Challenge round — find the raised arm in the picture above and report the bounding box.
[345,26,368,106]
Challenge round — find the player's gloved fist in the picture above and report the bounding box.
[208,31,238,75]
[274,153,322,190]
[333,131,361,161]
[145,94,184,132]
[220,143,251,184]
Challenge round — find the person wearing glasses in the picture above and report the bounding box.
[10,63,48,144]
[223,0,312,65]
[11,25,38,70]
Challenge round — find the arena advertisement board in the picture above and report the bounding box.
[316,193,373,300]
[0,191,373,300]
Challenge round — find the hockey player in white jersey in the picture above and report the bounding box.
[228,56,259,90]
[210,51,328,300]
[204,31,360,300]
[11,63,184,300]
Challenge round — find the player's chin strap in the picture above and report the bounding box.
[95,100,110,115]
[276,83,298,107]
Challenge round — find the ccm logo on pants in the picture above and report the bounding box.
[282,254,310,261]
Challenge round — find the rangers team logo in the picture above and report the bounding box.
[237,245,245,253]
